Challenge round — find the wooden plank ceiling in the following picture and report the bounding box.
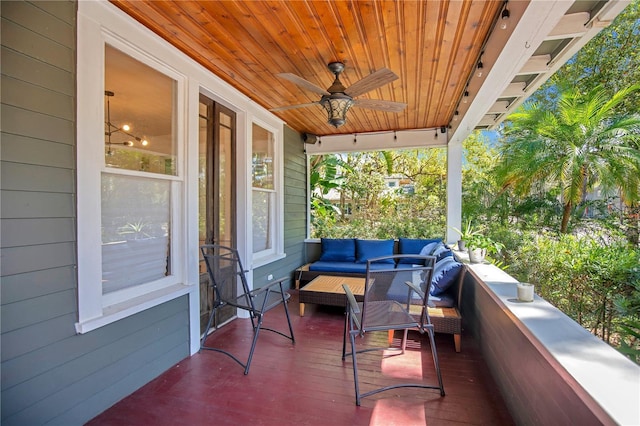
[110,0,503,136]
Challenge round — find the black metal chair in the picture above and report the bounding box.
[200,244,295,374]
[342,254,445,405]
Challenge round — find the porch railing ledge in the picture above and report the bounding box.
[463,260,640,426]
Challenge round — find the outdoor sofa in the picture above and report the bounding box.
[295,238,467,351]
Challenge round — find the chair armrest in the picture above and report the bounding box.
[249,276,288,296]
[342,284,362,331]
[342,284,361,315]
[404,280,425,299]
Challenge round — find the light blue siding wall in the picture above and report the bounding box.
[0,2,190,424]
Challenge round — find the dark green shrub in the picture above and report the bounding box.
[508,232,640,347]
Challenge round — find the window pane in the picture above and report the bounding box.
[252,190,273,252]
[104,45,177,175]
[252,124,274,189]
[102,174,171,294]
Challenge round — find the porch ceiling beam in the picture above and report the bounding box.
[516,54,551,75]
[478,115,499,127]
[547,12,590,40]
[501,82,527,98]
[449,0,575,144]
[487,0,631,130]
[304,128,444,155]
[487,100,510,114]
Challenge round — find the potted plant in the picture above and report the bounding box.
[451,220,480,251]
[465,233,504,263]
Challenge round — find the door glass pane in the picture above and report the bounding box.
[104,45,177,175]
[101,174,170,294]
[198,101,208,251]
[218,112,233,247]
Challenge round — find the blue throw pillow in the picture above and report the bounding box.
[419,241,441,256]
[319,238,356,262]
[431,243,454,261]
[398,238,442,255]
[436,249,454,262]
[355,239,395,263]
[430,257,462,296]
[398,238,441,263]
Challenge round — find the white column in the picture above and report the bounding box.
[446,137,463,245]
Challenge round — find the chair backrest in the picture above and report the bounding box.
[360,255,436,329]
[200,244,252,307]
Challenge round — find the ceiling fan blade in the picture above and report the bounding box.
[269,102,320,112]
[344,68,398,97]
[354,99,407,113]
[276,73,330,95]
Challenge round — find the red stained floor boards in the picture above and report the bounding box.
[87,292,513,426]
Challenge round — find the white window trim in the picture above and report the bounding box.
[76,2,287,344]
[76,9,189,334]
[249,119,285,268]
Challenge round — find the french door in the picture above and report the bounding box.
[198,94,236,334]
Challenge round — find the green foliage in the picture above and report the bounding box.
[532,0,640,116]
[309,149,447,239]
[507,232,640,346]
[465,232,504,255]
[614,277,640,363]
[497,84,640,234]
[617,320,640,364]
[461,131,501,223]
[451,220,481,241]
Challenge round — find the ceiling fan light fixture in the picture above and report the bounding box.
[320,93,354,128]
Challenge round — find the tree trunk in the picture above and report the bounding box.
[560,201,572,233]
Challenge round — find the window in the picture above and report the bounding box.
[101,45,177,302]
[251,123,283,262]
[76,30,188,333]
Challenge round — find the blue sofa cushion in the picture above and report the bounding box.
[431,257,463,296]
[430,243,454,261]
[319,238,356,262]
[398,238,442,263]
[386,268,458,307]
[355,239,395,263]
[386,270,422,303]
[428,291,455,308]
[308,261,389,274]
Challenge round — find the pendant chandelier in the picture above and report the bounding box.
[104,90,149,156]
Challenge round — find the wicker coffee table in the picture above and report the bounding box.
[298,275,366,316]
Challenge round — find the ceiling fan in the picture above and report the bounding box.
[271,62,406,128]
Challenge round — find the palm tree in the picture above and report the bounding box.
[496,84,640,234]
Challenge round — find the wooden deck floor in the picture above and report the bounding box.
[87,292,514,426]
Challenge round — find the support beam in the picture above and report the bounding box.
[478,115,498,127]
[501,82,527,97]
[517,54,551,75]
[446,138,463,245]
[487,100,510,114]
[547,12,590,40]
